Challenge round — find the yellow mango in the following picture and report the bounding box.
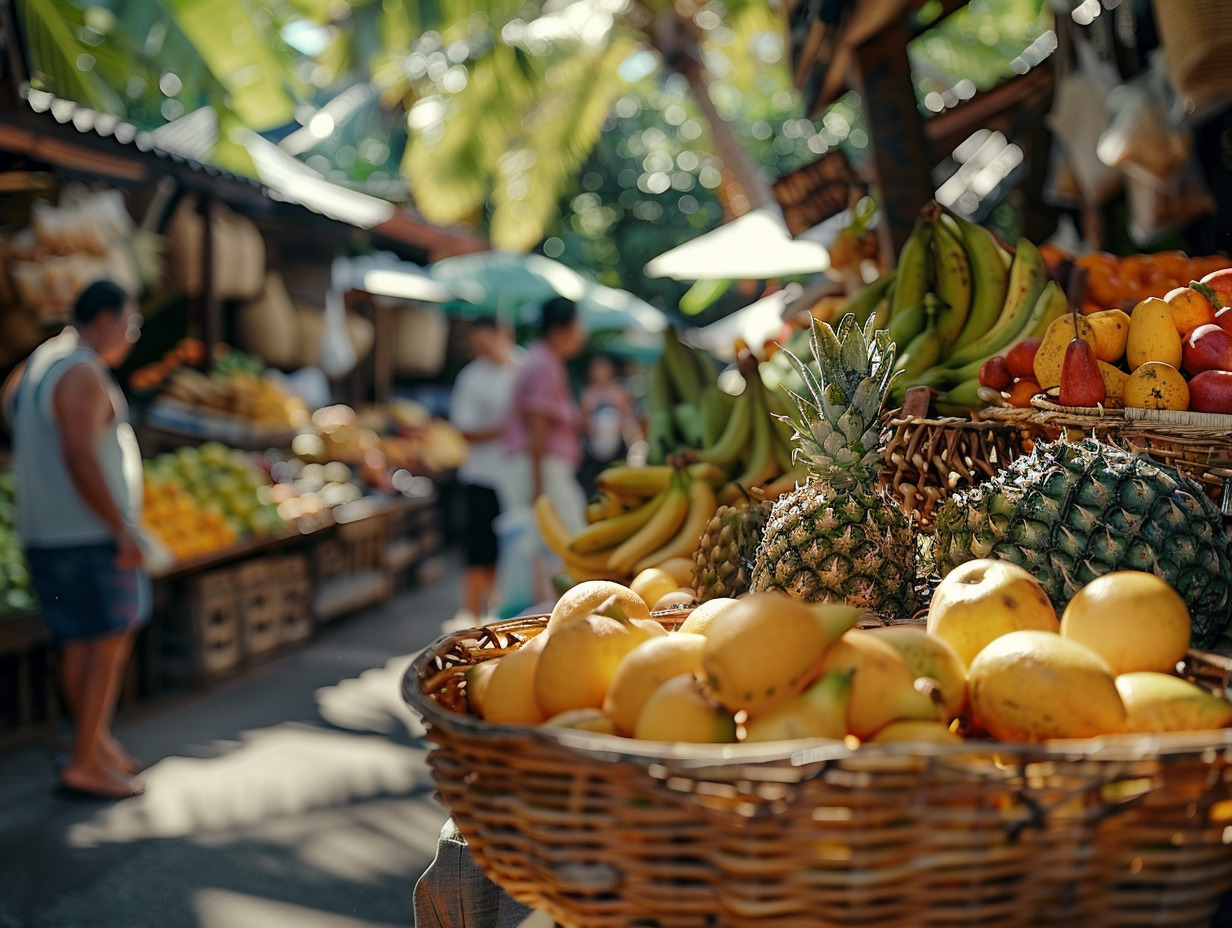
[1085,309,1131,363]
[1126,297,1183,372]
[1033,314,1096,390]
[1097,361,1127,409]
[1123,361,1190,410]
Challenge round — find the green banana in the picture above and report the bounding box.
[689,345,718,386]
[672,402,705,448]
[886,300,927,350]
[889,218,932,320]
[945,213,1010,354]
[942,237,1048,369]
[844,270,896,326]
[646,408,676,465]
[1027,279,1069,338]
[661,327,702,405]
[868,295,892,332]
[931,215,973,347]
[892,317,943,386]
[935,377,984,411]
[693,386,752,469]
[647,358,674,414]
[699,386,735,447]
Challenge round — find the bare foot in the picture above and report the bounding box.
[59,763,144,800]
[102,737,143,775]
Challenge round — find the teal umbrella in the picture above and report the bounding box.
[429,251,668,332]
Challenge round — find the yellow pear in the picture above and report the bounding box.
[1085,309,1131,363]
[603,633,707,735]
[633,675,737,743]
[867,719,963,745]
[742,669,851,743]
[968,630,1126,742]
[1115,672,1232,733]
[817,629,942,739]
[655,557,698,587]
[1060,571,1190,675]
[927,559,1058,668]
[466,659,501,718]
[868,625,968,721]
[1097,361,1127,409]
[1034,314,1096,390]
[547,580,651,630]
[482,634,550,724]
[701,593,861,717]
[675,597,739,636]
[541,708,619,734]
[1126,297,1183,371]
[534,599,665,717]
[630,567,679,610]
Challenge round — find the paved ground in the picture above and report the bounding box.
[0,553,470,928]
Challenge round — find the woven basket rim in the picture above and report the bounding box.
[403,615,1232,774]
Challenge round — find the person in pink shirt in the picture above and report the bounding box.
[500,298,588,595]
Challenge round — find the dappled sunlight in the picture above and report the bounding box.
[293,799,448,884]
[315,653,426,738]
[193,888,405,928]
[66,724,431,847]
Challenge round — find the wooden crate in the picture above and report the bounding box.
[272,553,313,646]
[234,553,314,660]
[184,568,242,682]
[313,505,394,624]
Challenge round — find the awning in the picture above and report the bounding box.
[643,204,834,281]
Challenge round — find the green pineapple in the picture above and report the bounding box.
[692,498,773,600]
[933,438,1232,649]
[750,313,919,619]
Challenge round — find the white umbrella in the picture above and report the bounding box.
[685,286,800,362]
[644,205,832,281]
[330,253,467,303]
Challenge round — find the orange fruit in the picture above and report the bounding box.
[1004,378,1040,408]
[1165,286,1217,337]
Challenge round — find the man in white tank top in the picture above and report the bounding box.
[2,279,148,800]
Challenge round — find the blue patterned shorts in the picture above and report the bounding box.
[24,542,151,641]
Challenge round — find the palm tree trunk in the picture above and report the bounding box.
[646,10,775,216]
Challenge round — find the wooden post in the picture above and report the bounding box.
[848,21,935,257]
[197,195,221,371]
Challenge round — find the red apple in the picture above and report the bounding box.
[1187,370,1232,414]
[1216,306,1232,335]
[978,355,1013,391]
[1004,337,1043,380]
[1199,268,1232,308]
[1183,323,1232,376]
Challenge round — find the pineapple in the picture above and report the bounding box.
[933,438,1232,650]
[750,314,919,619]
[692,498,773,600]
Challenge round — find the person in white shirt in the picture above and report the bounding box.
[448,318,523,623]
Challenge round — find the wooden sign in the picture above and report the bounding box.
[772,150,862,236]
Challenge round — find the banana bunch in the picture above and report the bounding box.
[849,201,1067,416]
[534,462,721,584]
[645,326,723,463]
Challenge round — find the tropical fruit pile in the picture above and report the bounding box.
[463,566,1232,746]
[142,442,283,562]
[1072,250,1229,315]
[843,201,1070,415]
[977,267,1232,412]
[0,471,36,615]
[152,360,308,434]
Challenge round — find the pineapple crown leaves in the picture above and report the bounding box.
[778,312,897,482]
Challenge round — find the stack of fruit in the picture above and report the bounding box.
[261,456,365,523]
[977,268,1232,412]
[1072,250,1229,315]
[463,566,1232,746]
[841,201,1070,415]
[0,471,36,615]
[142,442,283,561]
[150,361,308,439]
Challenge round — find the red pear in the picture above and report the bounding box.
[1058,337,1106,407]
[1183,323,1232,376]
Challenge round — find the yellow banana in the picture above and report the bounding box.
[888,218,932,320]
[569,489,666,554]
[606,473,692,573]
[585,493,625,524]
[946,213,1009,353]
[1027,278,1069,339]
[733,374,777,489]
[534,495,612,573]
[631,476,719,575]
[931,212,973,347]
[758,462,808,500]
[943,237,1047,368]
[596,464,675,497]
[686,461,728,486]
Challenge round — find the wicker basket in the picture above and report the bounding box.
[405,614,1232,928]
[879,412,1052,529]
